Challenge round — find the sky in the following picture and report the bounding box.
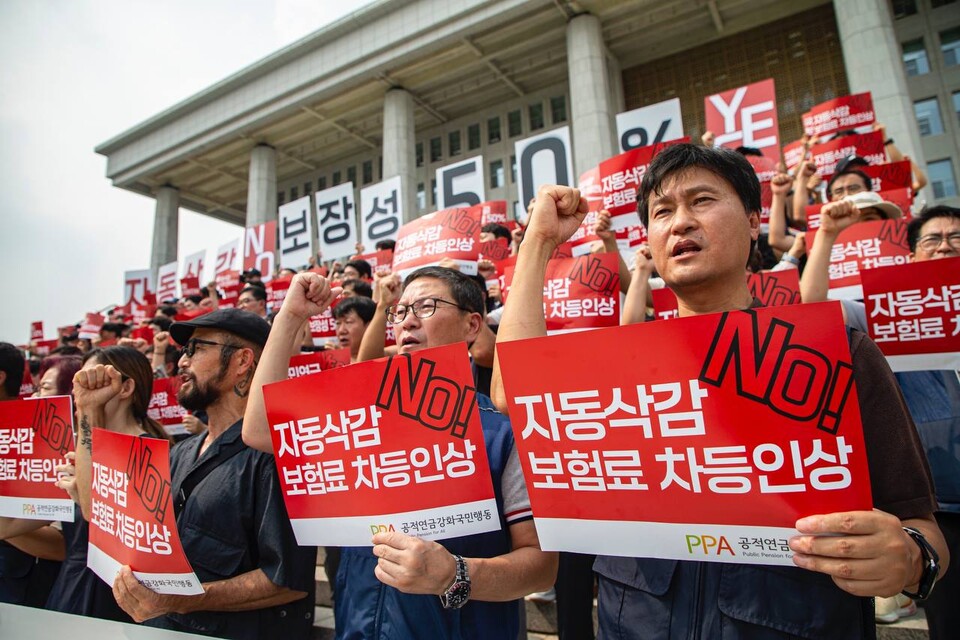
[0,0,373,345]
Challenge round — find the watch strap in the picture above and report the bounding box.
[901,526,939,600]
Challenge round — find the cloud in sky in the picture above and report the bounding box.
[0,0,371,344]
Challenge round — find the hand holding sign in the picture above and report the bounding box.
[73,364,125,410]
[372,530,456,596]
[113,565,181,622]
[524,186,588,252]
[282,273,342,321]
[55,451,78,503]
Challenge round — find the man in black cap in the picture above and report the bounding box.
[111,309,316,640]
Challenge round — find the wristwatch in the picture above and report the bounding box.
[901,526,940,600]
[439,554,471,609]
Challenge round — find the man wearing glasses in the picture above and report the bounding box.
[112,308,317,640]
[244,266,556,640]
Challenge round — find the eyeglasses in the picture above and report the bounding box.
[180,337,239,358]
[916,232,960,252]
[829,182,866,200]
[385,298,469,324]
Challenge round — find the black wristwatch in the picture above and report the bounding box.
[439,554,471,609]
[884,138,895,146]
[901,526,940,600]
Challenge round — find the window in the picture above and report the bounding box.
[529,103,545,131]
[417,183,426,210]
[929,159,958,199]
[430,137,442,163]
[508,109,522,137]
[932,0,957,8]
[942,27,960,66]
[290,186,299,200]
[468,123,481,150]
[914,98,944,136]
[490,160,505,189]
[347,166,357,185]
[363,160,373,184]
[550,96,567,123]
[318,176,327,190]
[488,116,501,144]
[277,191,285,205]
[510,155,517,183]
[431,179,437,206]
[892,0,917,18]
[304,181,312,196]
[416,142,424,167]
[333,170,341,185]
[449,130,462,156]
[902,39,930,76]
[953,91,960,125]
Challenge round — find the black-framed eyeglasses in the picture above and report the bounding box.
[385,298,469,324]
[916,232,960,252]
[180,337,239,358]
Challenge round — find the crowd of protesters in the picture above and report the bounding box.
[0,114,958,640]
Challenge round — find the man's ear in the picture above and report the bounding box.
[234,347,258,378]
[464,312,483,345]
[748,210,761,240]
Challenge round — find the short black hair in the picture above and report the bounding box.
[240,285,267,302]
[734,146,764,158]
[332,296,377,323]
[0,342,25,398]
[402,266,485,316]
[481,223,511,242]
[375,239,396,252]
[159,305,179,318]
[638,143,761,228]
[826,169,872,197]
[344,259,372,280]
[101,322,129,337]
[342,278,373,298]
[907,205,960,252]
[149,316,173,332]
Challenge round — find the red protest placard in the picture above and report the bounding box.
[18,364,34,398]
[393,207,481,278]
[808,219,910,300]
[600,139,688,231]
[651,286,679,321]
[147,378,188,437]
[861,257,960,372]
[479,237,512,262]
[267,277,292,308]
[262,343,497,545]
[782,140,806,172]
[569,210,603,257]
[32,339,59,357]
[356,249,393,272]
[58,325,76,338]
[860,161,913,192]
[79,312,104,340]
[87,430,202,594]
[479,200,509,225]
[0,396,75,520]
[879,188,913,221]
[30,322,44,341]
[179,276,201,298]
[288,349,353,379]
[748,269,802,307]
[802,92,875,139]
[309,309,338,347]
[745,155,777,226]
[810,131,886,178]
[705,79,779,161]
[502,254,621,334]
[496,302,872,565]
[131,326,155,344]
[244,221,277,284]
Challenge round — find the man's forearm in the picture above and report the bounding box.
[357,306,388,363]
[799,230,837,303]
[902,516,950,592]
[466,546,558,602]
[177,569,306,614]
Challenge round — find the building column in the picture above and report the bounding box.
[833,0,929,199]
[382,88,417,221]
[246,144,277,226]
[150,185,179,280]
[567,13,616,175]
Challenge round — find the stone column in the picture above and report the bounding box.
[382,88,417,221]
[833,0,929,199]
[567,13,616,175]
[246,144,277,226]
[151,185,179,280]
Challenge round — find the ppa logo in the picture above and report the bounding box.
[370,524,396,534]
[685,534,735,556]
[21,504,37,516]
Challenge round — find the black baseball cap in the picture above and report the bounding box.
[170,308,271,348]
[835,154,868,174]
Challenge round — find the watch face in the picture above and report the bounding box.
[445,580,471,608]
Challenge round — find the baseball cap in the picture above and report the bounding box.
[835,154,868,175]
[844,191,903,220]
[170,308,271,348]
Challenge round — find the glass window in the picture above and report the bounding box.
[529,103,545,131]
[304,182,312,196]
[510,155,517,183]
[416,142,424,167]
[550,96,567,123]
[902,39,930,76]
[468,123,481,150]
[953,91,960,125]
[430,137,442,163]
[417,183,426,210]
[488,116,501,144]
[932,0,957,8]
[277,191,285,205]
[431,179,437,206]
[929,159,958,199]
[914,98,945,136]
[508,110,522,137]
[318,176,327,190]
[892,0,917,18]
[942,27,960,66]
[332,170,341,186]
[490,160,505,189]
[449,130,461,156]
[347,166,357,185]
[363,160,373,184]
[290,186,299,200]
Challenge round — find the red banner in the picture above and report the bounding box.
[146,378,188,437]
[262,343,497,545]
[705,79,779,161]
[356,250,394,272]
[479,237,512,262]
[309,309,338,347]
[267,277,292,308]
[0,396,75,520]
[861,257,960,372]
[244,221,277,283]
[782,140,806,172]
[393,207,481,278]
[746,155,778,226]
[87,430,201,594]
[496,302,871,564]
[808,219,910,299]
[479,200,509,225]
[79,312,104,340]
[32,339,59,357]
[18,365,34,399]
[600,139,688,231]
[860,161,913,193]
[810,131,886,178]
[653,271,800,320]
[30,322,43,341]
[651,286,680,320]
[179,276,201,298]
[288,349,352,379]
[802,92,875,139]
